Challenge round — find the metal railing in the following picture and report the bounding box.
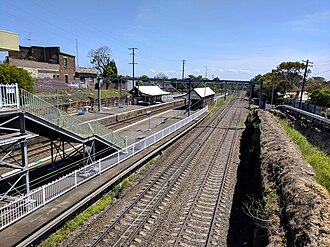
[0,106,208,230]
[285,99,329,117]
[276,105,330,125]
[19,89,125,148]
[0,84,20,110]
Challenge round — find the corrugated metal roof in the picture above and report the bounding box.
[137,86,170,96]
[193,87,215,98]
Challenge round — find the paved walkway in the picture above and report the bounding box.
[0,108,198,247]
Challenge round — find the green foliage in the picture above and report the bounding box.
[89,46,118,89]
[308,88,330,107]
[39,191,116,247]
[251,61,306,104]
[305,77,329,91]
[278,119,330,192]
[0,63,35,93]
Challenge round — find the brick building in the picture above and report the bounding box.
[8,46,76,83]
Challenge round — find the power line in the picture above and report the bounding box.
[311,69,330,76]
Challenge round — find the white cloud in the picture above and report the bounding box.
[239,69,250,74]
[150,69,156,73]
[292,11,330,32]
[228,69,238,73]
[165,70,178,75]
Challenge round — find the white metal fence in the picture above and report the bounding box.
[0,106,208,230]
[0,84,19,110]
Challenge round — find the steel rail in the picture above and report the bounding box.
[89,95,237,247]
[276,105,330,125]
[205,97,243,246]
[119,95,241,247]
[173,95,241,246]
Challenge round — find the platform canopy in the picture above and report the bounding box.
[192,87,215,99]
[136,86,170,96]
[0,30,19,51]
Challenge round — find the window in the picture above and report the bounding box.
[63,57,68,67]
[89,77,94,82]
[57,75,59,78]
[80,77,85,83]
[53,75,55,79]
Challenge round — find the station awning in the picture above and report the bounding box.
[136,86,170,96]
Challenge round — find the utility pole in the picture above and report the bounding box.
[204,66,208,79]
[271,77,275,107]
[299,59,313,109]
[188,79,192,116]
[97,78,102,112]
[180,59,186,92]
[129,48,138,95]
[259,80,263,109]
[182,60,186,80]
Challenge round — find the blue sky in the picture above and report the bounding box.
[1,0,330,80]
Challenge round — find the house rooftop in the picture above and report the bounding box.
[193,87,215,98]
[135,86,170,96]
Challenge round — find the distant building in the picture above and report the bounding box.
[74,67,97,88]
[130,86,170,105]
[187,87,215,109]
[9,46,76,83]
[7,45,98,91]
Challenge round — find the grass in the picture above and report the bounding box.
[209,95,233,114]
[38,177,133,247]
[278,118,330,192]
[37,88,129,104]
[38,159,158,246]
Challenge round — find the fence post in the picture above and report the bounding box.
[74,170,77,187]
[15,84,20,108]
[42,186,46,205]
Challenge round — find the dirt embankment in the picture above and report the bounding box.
[258,110,330,246]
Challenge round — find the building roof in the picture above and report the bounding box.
[136,86,170,96]
[193,87,215,98]
[76,67,97,74]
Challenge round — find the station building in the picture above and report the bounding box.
[188,87,215,109]
[130,86,170,105]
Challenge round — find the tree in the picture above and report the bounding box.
[0,63,34,93]
[155,73,168,79]
[308,89,330,107]
[251,61,307,104]
[88,46,118,89]
[305,77,329,91]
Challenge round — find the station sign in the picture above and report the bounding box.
[146,111,151,117]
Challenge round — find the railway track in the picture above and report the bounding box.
[106,104,184,130]
[0,104,179,175]
[86,93,244,246]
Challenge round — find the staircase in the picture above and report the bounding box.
[19,89,125,149]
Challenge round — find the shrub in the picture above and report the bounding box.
[0,63,35,93]
[308,89,330,107]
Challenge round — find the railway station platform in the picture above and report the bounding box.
[0,107,202,247]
